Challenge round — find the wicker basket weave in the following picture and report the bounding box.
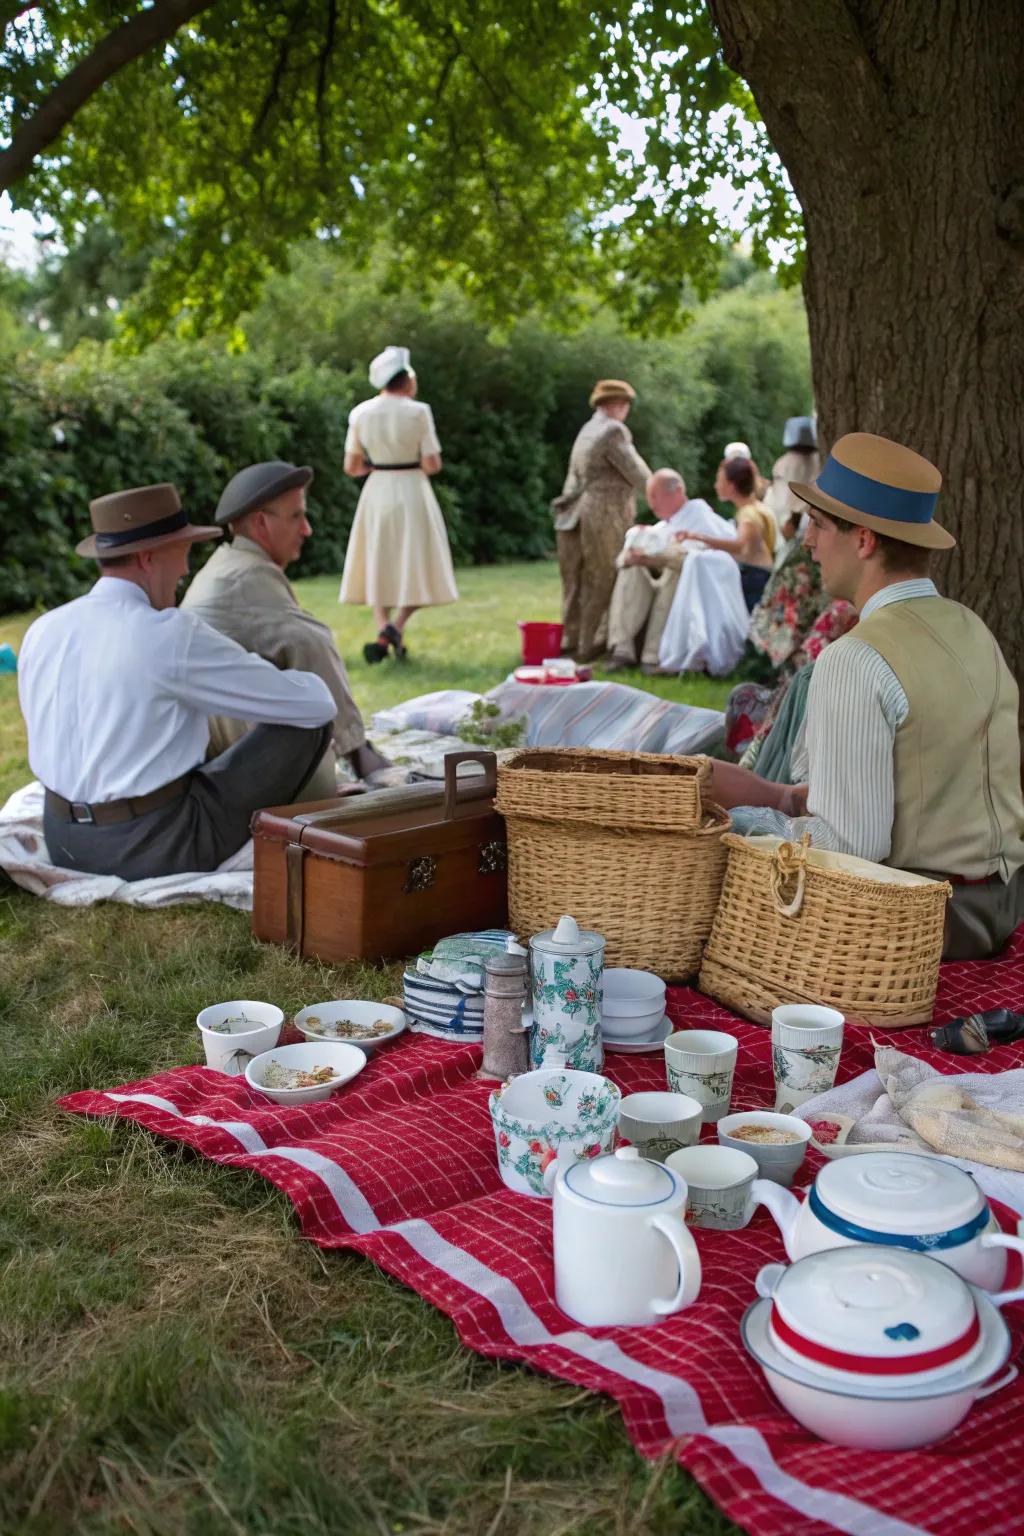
[496,747,709,832]
[496,749,729,977]
[698,834,951,1028]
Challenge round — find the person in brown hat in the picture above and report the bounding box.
[708,432,1024,959]
[551,379,651,660]
[181,461,390,787]
[17,483,335,881]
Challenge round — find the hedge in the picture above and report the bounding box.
[0,270,811,613]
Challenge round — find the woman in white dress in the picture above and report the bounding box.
[340,345,458,662]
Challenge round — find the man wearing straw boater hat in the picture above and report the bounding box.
[17,483,335,881]
[552,379,651,660]
[710,432,1024,959]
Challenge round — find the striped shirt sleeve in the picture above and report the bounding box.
[729,636,908,860]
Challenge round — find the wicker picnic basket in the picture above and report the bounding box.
[495,748,730,977]
[698,834,951,1028]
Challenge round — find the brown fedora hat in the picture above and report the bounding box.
[790,432,954,550]
[77,483,222,560]
[590,378,636,408]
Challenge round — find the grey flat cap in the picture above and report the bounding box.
[783,416,817,450]
[215,460,314,525]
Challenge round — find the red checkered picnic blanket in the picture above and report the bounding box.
[61,930,1024,1536]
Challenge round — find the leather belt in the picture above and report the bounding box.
[367,461,421,470]
[44,772,193,827]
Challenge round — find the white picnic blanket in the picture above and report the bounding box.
[0,781,254,910]
[1,680,725,908]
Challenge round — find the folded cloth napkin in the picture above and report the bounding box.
[415,930,516,993]
[799,1048,1024,1211]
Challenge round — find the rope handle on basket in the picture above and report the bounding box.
[769,834,810,918]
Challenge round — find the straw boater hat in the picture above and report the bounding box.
[790,431,954,550]
[76,484,222,560]
[214,460,313,526]
[369,344,412,390]
[590,378,636,407]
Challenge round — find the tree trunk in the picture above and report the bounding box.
[709,0,1024,684]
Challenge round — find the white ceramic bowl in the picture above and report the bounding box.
[245,1041,367,1105]
[741,1290,1015,1450]
[293,999,406,1052]
[489,1068,621,1198]
[717,1111,811,1186]
[601,968,667,1038]
[196,1000,284,1074]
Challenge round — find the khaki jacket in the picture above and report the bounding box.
[553,412,651,532]
[181,537,365,790]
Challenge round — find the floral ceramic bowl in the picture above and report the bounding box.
[489,1069,621,1198]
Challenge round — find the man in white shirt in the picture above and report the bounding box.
[181,460,389,794]
[604,468,731,674]
[19,482,336,881]
[709,432,1024,959]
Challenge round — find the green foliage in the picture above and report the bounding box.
[2,3,800,338]
[455,699,527,749]
[0,259,810,613]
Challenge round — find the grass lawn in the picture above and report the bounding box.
[0,561,740,1536]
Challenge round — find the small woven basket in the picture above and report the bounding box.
[496,749,729,977]
[496,747,709,832]
[698,834,951,1028]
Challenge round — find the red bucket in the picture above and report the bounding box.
[518,621,563,665]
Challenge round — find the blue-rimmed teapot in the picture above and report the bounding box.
[753,1152,1024,1303]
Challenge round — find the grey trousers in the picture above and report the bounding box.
[941,865,1024,961]
[43,721,333,882]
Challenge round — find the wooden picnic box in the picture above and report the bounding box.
[250,751,508,963]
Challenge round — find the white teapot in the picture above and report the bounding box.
[753,1152,1024,1302]
[553,1146,701,1326]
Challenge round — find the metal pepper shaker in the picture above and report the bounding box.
[479,952,530,1080]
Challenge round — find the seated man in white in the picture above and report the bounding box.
[18,484,335,882]
[604,468,731,674]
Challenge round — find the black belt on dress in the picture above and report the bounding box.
[366,460,421,471]
[44,771,193,827]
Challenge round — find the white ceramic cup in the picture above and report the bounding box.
[716,1110,811,1187]
[771,1004,844,1112]
[664,1029,738,1122]
[196,1000,284,1074]
[666,1145,760,1231]
[618,1090,703,1162]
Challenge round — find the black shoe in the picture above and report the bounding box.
[381,623,408,660]
[363,639,388,664]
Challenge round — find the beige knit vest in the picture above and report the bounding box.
[854,597,1024,880]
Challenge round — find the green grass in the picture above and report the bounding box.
[0,561,739,1535]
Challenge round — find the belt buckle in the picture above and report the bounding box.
[70,802,95,824]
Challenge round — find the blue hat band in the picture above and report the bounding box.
[816,456,937,525]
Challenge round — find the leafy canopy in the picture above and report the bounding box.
[2,1,799,338]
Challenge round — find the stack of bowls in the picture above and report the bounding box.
[600,968,667,1045]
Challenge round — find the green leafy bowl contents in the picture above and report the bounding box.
[245,1041,367,1105]
[292,1000,407,1052]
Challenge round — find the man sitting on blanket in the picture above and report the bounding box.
[18,484,335,881]
[181,461,390,793]
[604,468,730,674]
[709,432,1024,961]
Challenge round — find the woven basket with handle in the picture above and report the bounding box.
[698,833,951,1028]
[495,748,729,977]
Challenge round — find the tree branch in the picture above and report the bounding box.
[0,0,221,193]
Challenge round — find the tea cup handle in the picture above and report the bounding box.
[981,1232,1024,1306]
[650,1216,701,1315]
[975,1363,1018,1400]
[755,1263,787,1300]
[542,1144,577,1194]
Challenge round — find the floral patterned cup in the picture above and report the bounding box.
[771,1005,845,1113]
[489,1068,620,1198]
[664,1029,738,1123]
